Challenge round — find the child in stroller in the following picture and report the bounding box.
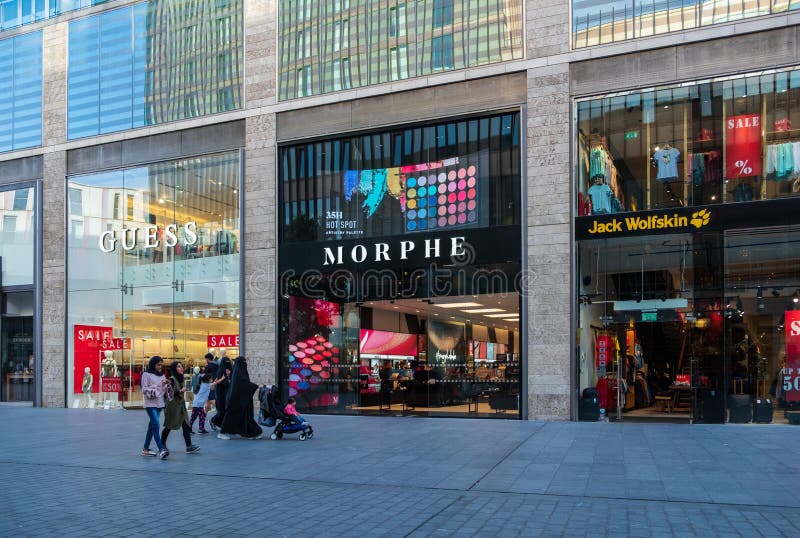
[259,385,314,441]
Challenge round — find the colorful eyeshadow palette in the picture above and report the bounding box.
[404,163,478,232]
[287,336,340,398]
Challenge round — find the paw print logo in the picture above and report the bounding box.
[690,209,710,229]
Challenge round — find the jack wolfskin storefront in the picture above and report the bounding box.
[575,68,800,424]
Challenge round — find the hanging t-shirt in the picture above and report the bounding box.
[588,183,614,214]
[654,147,681,181]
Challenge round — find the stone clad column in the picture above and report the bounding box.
[526,63,572,420]
[242,0,277,386]
[41,23,68,407]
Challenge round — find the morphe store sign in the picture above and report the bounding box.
[278,225,521,273]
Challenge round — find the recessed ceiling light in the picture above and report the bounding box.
[436,302,483,309]
[462,308,504,313]
[485,313,512,318]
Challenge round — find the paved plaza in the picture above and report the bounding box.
[1,407,799,537]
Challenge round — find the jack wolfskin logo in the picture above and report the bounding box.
[690,209,711,229]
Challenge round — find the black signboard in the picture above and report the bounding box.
[575,197,800,241]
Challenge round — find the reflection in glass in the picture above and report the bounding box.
[66,151,241,409]
[0,187,35,286]
[0,31,42,153]
[67,0,243,139]
[277,0,524,100]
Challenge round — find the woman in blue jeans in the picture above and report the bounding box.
[140,356,169,459]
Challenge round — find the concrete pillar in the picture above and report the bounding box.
[242,0,278,386]
[525,64,572,420]
[40,23,68,407]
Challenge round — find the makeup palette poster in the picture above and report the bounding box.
[327,150,489,239]
[427,320,466,368]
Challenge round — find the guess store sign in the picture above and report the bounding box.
[207,334,240,347]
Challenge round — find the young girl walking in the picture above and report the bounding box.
[189,374,222,434]
[161,361,200,455]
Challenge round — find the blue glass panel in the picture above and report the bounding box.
[0,31,42,152]
[68,16,100,139]
[98,7,133,134]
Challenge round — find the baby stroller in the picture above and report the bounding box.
[261,385,314,441]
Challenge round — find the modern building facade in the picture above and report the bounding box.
[1,0,799,424]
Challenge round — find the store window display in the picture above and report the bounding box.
[66,151,241,409]
[576,67,800,215]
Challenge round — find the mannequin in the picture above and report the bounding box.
[82,367,93,408]
[101,351,118,378]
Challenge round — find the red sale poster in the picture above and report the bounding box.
[725,114,762,179]
[785,311,800,402]
[73,325,113,393]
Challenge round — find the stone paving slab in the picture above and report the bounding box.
[1,408,799,536]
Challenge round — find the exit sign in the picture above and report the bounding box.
[642,311,657,322]
[624,131,639,140]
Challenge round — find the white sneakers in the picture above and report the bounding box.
[217,433,231,440]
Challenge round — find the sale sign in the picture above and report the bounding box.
[101,338,131,351]
[74,325,113,393]
[725,114,762,178]
[101,377,122,393]
[785,311,800,402]
[207,334,240,347]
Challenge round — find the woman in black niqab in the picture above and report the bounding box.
[209,356,233,431]
[220,356,262,438]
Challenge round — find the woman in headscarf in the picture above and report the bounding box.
[161,361,200,455]
[140,356,168,458]
[210,356,233,433]
[218,357,262,440]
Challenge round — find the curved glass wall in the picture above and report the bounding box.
[67,0,243,139]
[278,112,523,418]
[0,31,42,153]
[277,0,524,100]
[66,151,240,409]
[577,67,800,217]
[573,0,800,48]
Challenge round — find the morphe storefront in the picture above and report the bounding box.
[66,151,242,409]
[575,67,800,424]
[278,112,525,418]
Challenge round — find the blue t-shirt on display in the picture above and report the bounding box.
[588,183,614,214]
[654,147,681,181]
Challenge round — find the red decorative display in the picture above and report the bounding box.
[784,310,800,402]
[73,325,113,393]
[595,335,613,368]
[207,334,240,347]
[725,114,762,179]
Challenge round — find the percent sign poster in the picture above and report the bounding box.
[726,114,762,178]
[785,310,800,402]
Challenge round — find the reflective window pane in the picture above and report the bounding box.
[67,0,243,139]
[0,187,35,286]
[0,31,42,153]
[277,0,524,100]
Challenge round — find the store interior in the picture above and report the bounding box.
[579,228,800,424]
[284,293,522,418]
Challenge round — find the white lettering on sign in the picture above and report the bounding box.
[791,320,800,337]
[435,349,457,362]
[207,335,240,347]
[322,236,466,266]
[727,116,760,129]
[99,222,198,253]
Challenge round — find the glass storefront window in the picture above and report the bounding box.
[278,112,523,418]
[0,31,42,153]
[577,67,800,216]
[0,186,35,286]
[576,224,800,424]
[66,151,241,409]
[67,0,243,139]
[277,1,524,100]
[0,0,108,32]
